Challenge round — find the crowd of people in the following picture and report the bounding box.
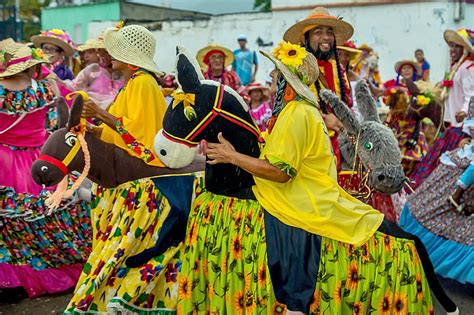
[0,4,472,314]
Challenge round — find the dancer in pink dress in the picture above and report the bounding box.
[0,46,91,301]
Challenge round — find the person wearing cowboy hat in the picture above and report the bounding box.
[442,28,474,128]
[197,43,241,91]
[31,29,76,80]
[383,59,421,92]
[283,6,354,170]
[244,82,272,131]
[61,37,124,111]
[204,40,443,314]
[337,40,361,81]
[0,46,91,299]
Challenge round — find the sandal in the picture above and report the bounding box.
[448,196,465,213]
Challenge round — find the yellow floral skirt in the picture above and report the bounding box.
[64,177,200,314]
[177,191,433,314]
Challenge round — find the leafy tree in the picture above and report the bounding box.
[254,0,271,12]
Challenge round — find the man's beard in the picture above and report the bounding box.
[306,44,334,61]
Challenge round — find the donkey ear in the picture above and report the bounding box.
[320,89,360,135]
[355,80,380,122]
[175,46,202,93]
[56,97,69,128]
[67,94,84,129]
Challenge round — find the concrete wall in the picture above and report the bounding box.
[42,1,120,44]
[88,1,473,84]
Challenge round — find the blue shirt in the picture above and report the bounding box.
[232,49,258,86]
[420,60,430,80]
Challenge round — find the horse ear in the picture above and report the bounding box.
[355,80,380,123]
[67,94,84,129]
[56,97,69,128]
[320,89,360,135]
[404,79,420,96]
[175,46,202,93]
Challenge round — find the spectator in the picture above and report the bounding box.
[232,34,258,86]
[415,48,430,81]
[244,83,272,132]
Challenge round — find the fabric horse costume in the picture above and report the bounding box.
[30,96,204,313]
[150,46,458,314]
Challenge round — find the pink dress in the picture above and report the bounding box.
[0,80,91,298]
[249,102,272,132]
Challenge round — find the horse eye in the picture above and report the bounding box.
[65,134,77,147]
[363,142,374,151]
[41,166,48,172]
[160,149,167,156]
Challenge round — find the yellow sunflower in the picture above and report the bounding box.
[231,235,243,260]
[383,235,393,252]
[333,281,343,304]
[361,243,370,263]
[393,292,408,315]
[207,282,215,299]
[415,273,424,301]
[352,301,364,315]
[186,221,199,246]
[346,262,360,291]
[309,289,321,312]
[377,291,392,315]
[416,95,431,106]
[273,41,307,68]
[258,264,267,287]
[233,291,245,314]
[178,275,192,300]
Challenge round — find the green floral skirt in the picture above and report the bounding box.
[178,191,433,314]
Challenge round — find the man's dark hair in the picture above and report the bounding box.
[415,49,424,54]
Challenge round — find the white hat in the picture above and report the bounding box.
[237,34,248,41]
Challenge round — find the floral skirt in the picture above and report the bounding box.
[0,186,91,299]
[65,178,187,314]
[177,191,433,314]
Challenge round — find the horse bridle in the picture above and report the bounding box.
[162,83,263,147]
[37,124,85,176]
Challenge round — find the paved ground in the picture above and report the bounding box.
[0,277,472,315]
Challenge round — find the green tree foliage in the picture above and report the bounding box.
[254,0,271,12]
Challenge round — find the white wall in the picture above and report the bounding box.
[89,2,473,85]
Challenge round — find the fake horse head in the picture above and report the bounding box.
[321,81,405,194]
[154,46,261,196]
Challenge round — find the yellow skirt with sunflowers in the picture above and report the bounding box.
[64,176,202,314]
[177,191,433,314]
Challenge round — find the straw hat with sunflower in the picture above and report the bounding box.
[196,43,234,70]
[260,41,319,106]
[31,29,76,57]
[444,28,473,53]
[0,46,49,78]
[283,6,354,45]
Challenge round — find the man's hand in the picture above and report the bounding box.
[455,111,467,123]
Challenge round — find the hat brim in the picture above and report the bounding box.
[246,85,270,101]
[103,27,164,76]
[394,60,421,76]
[0,59,48,78]
[31,35,75,57]
[259,50,319,108]
[444,30,473,53]
[337,45,362,63]
[196,45,234,70]
[77,43,105,52]
[283,17,354,45]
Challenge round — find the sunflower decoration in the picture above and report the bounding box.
[49,29,65,35]
[115,20,125,29]
[273,40,307,68]
[31,48,45,61]
[416,91,433,107]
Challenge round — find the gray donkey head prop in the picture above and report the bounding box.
[320,81,405,194]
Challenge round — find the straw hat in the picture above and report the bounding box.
[3,42,25,56]
[31,29,76,57]
[283,6,354,45]
[0,38,15,51]
[77,38,105,52]
[196,43,234,70]
[245,83,270,101]
[337,40,362,63]
[358,43,373,52]
[444,28,473,53]
[0,46,49,78]
[103,23,163,75]
[394,60,421,76]
[260,41,319,106]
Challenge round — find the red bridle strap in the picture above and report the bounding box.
[38,155,69,176]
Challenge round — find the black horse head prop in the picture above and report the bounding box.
[154,46,261,196]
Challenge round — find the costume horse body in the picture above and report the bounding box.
[150,47,457,313]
